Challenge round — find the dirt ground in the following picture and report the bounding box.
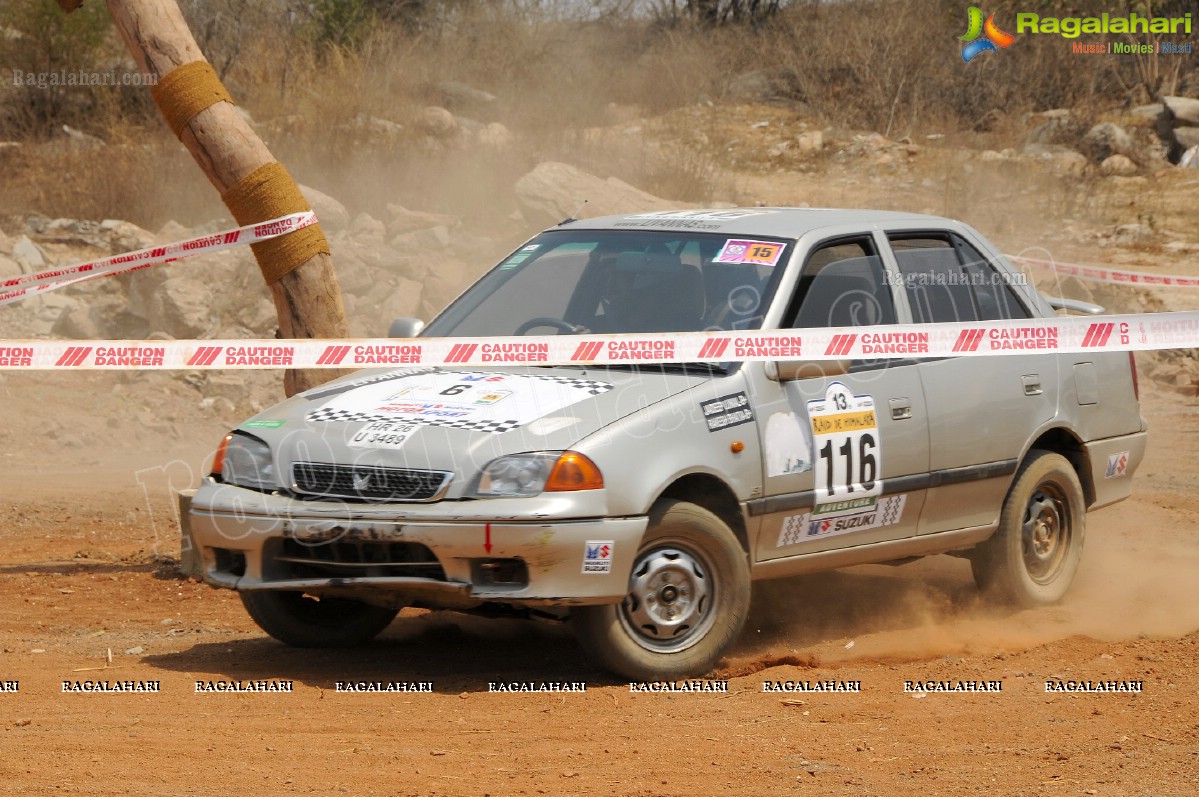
[0,366,1195,796]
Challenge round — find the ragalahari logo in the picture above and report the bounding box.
[960,7,1016,62]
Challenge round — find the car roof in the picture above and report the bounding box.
[555,207,958,237]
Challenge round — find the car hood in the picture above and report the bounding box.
[239,365,711,497]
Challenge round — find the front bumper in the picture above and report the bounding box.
[187,478,647,608]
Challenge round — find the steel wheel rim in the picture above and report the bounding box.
[1022,484,1069,584]
[618,541,716,654]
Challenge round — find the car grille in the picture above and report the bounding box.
[273,538,446,580]
[291,462,452,502]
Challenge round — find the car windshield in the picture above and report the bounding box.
[422,229,791,338]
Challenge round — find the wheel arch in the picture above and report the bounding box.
[1023,426,1093,506]
[656,473,750,554]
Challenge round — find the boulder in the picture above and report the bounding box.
[0,226,11,255]
[514,161,683,228]
[796,130,823,155]
[1163,96,1199,127]
[1174,127,1199,150]
[725,67,802,104]
[385,204,459,237]
[438,81,498,116]
[389,225,451,253]
[349,213,386,240]
[1100,154,1137,176]
[51,305,106,339]
[414,106,458,139]
[299,184,350,233]
[148,276,213,339]
[99,219,155,253]
[1081,122,1134,162]
[476,121,515,152]
[11,236,46,271]
[0,255,21,280]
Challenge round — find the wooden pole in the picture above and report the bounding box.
[57,0,349,396]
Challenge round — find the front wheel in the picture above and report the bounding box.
[240,591,399,647]
[971,450,1085,607]
[573,500,750,681]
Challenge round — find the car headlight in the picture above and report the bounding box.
[473,451,603,497]
[212,432,277,491]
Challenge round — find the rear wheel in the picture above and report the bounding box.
[240,591,399,647]
[971,450,1085,606]
[573,500,750,680]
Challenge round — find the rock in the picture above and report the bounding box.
[358,115,404,138]
[99,219,155,253]
[438,81,497,116]
[414,106,457,139]
[155,220,192,243]
[351,276,423,337]
[0,255,21,280]
[1100,154,1137,176]
[51,305,106,339]
[149,276,213,338]
[1180,145,1199,169]
[796,130,823,154]
[0,226,11,255]
[1022,143,1087,174]
[11,236,46,271]
[1131,103,1166,120]
[24,294,80,335]
[1163,96,1199,127]
[513,161,684,228]
[1081,122,1134,162]
[973,108,1006,132]
[299,184,350,233]
[385,204,458,237]
[349,213,386,240]
[389,225,451,252]
[725,67,801,103]
[1174,127,1199,150]
[1027,114,1072,145]
[476,121,514,151]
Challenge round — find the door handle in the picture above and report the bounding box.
[889,398,912,420]
[1022,375,1042,396]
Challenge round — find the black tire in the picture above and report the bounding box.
[240,591,399,648]
[573,500,750,681]
[971,450,1085,607]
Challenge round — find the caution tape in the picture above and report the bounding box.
[1008,253,1199,288]
[0,211,318,307]
[0,313,1196,370]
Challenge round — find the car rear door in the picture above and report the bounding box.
[884,230,1060,535]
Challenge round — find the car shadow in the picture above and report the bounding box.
[144,557,987,689]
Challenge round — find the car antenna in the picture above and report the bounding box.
[558,199,587,226]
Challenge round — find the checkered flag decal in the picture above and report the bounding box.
[880,495,905,525]
[776,514,811,548]
[305,407,522,434]
[524,374,614,396]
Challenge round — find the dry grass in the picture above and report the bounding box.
[0,0,1192,228]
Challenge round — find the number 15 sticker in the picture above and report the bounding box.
[713,239,785,267]
[807,382,882,518]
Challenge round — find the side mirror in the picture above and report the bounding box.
[388,317,425,338]
[767,359,851,382]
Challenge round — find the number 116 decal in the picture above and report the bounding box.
[807,382,883,518]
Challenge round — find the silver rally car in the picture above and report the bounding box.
[189,208,1147,680]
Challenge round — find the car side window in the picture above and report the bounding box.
[889,233,1032,323]
[889,235,980,324]
[785,237,896,328]
[953,236,1032,321]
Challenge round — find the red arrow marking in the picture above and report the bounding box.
[484,522,492,554]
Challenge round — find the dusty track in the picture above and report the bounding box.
[0,372,1196,796]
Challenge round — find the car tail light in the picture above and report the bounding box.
[1128,352,1139,400]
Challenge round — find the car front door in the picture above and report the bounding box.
[750,234,930,563]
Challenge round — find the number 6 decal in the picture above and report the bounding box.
[808,382,883,518]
